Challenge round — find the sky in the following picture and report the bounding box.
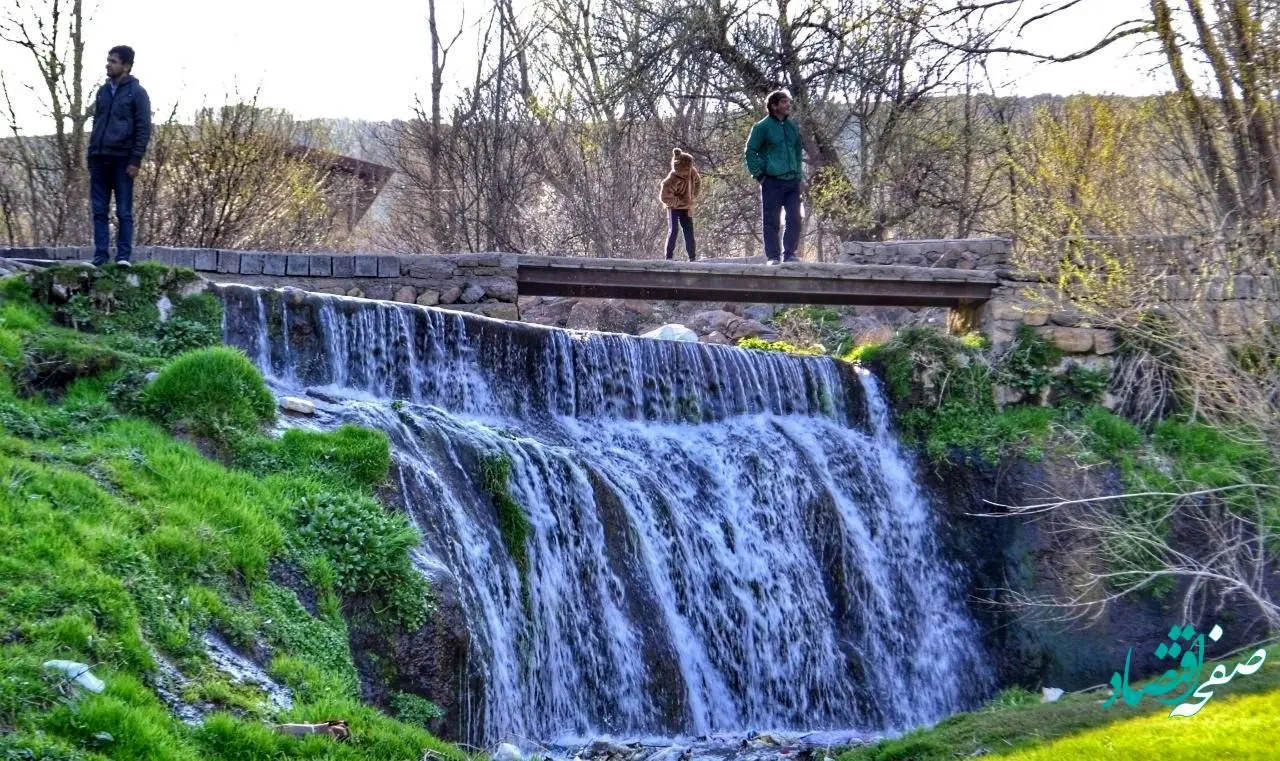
[0,0,1171,136]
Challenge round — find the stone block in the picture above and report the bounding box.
[239,252,264,275]
[151,247,174,265]
[1036,326,1094,354]
[172,248,196,269]
[354,255,378,277]
[195,249,218,271]
[409,258,458,279]
[53,246,80,260]
[1093,330,1119,355]
[363,283,394,300]
[286,254,310,276]
[1022,311,1049,327]
[263,253,287,276]
[217,250,241,273]
[332,256,355,278]
[377,255,400,277]
[480,277,519,302]
[309,255,332,277]
[456,302,519,321]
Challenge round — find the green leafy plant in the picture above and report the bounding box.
[290,492,428,630]
[998,325,1063,397]
[736,337,826,356]
[391,691,446,726]
[1053,363,1111,413]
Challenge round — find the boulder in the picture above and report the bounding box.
[701,331,733,345]
[280,397,316,416]
[440,286,462,305]
[1093,330,1119,355]
[393,285,418,303]
[494,744,523,761]
[416,290,441,307]
[640,324,698,342]
[1037,326,1095,354]
[687,310,737,335]
[344,287,364,298]
[460,283,486,304]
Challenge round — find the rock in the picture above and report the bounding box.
[144,372,159,382]
[440,286,462,305]
[480,278,519,302]
[50,283,70,304]
[305,388,343,404]
[1041,687,1065,703]
[283,287,307,305]
[494,743,523,761]
[156,295,173,322]
[1037,326,1095,353]
[701,331,733,345]
[687,310,738,335]
[126,274,141,287]
[345,287,365,298]
[44,660,105,693]
[1093,330,1119,355]
[1022,311,1049,327]
[743,304,776,323]
[460,283,486,304]
[619,299,656,319]
[725,318,772,342]
[1102,391,1121,411]
[994,384,1025,407]
[416,290,440,307]
[641,324,699,342]
[580,740,631,759]
[393,285,418,303]
[280,397,316,416]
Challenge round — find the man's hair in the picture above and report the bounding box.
[108,45,136,67]
[766,89,792,115]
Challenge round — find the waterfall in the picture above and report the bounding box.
[220,285,992,747]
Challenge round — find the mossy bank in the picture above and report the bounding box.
[0,265,471,761]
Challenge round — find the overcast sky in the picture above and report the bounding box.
[0,0,1170,135]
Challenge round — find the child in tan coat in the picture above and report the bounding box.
[659,149,702,261]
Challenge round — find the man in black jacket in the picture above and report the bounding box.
[88,45,151,267]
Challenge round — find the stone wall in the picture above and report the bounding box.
[0,246,520,320]
[838,237,1011,269]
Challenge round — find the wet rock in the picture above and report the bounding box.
[156,295,173,322]
[50,283,70,303]
[641,324,698,342]
[280,397,316,416]
[305,387,343,404]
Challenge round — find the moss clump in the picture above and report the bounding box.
[142,347,276,442]
[480,453,533,612]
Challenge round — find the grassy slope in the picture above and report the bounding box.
[839,646,1280,761]
[0,270,466,761]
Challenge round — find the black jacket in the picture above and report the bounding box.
[88,75,152,166]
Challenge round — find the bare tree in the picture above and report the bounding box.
[0,0,90,244]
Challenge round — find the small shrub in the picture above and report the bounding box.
[390,691,446,726]
[998,325,1062,397]
[290,493,429,629]
[1053,363,1111,413]
[156,318,220,356]
[142,347,275,441]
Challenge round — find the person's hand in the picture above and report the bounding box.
[126,165,139,178]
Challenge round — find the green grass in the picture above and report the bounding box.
[839,646,1280,761]
[0,270,464,761]
[736,336,827,356]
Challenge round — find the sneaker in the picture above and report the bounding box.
[766,259,781,266]
[115,260,131,268]
[781,256,798,264]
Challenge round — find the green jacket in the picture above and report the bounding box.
[743,115,803,181]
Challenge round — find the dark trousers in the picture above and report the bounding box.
[89,155,136,264]
[665,208,696,261]
[760,176,802,261]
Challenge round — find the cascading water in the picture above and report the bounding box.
[219,285,992,748]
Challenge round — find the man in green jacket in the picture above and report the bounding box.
[743,90,804,264]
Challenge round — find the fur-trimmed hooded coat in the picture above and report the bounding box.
[659,149,702,210]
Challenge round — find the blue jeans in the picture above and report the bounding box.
[760,176,802,261]
[665,208,696,260]
[89,155,135,264]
